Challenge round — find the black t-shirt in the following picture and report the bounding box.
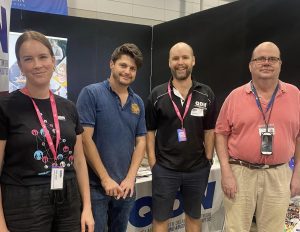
[146,80,217,171]
[0,90,83,186]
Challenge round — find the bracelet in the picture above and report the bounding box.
[208,159,214,165]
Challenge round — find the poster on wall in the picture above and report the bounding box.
[9,32,68,98]
[0,0,11,93]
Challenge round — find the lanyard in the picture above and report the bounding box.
[250,82,279,130]
[167,81,192,128]
[21,88,60,161]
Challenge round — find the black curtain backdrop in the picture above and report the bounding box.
[10,0,300,108]
[152,0,300,110]
[10,9,152,103]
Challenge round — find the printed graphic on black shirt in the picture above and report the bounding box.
[32,113,74,175]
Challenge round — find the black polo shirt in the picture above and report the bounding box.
[146,80,217,171]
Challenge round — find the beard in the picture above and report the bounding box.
[171,67,192,81]
[112,72,134,87]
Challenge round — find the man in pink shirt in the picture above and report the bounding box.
[215,41,300,231]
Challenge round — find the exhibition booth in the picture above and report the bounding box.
[7,0,300,231]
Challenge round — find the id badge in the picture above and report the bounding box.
[261,132,273,155]
[51,167,64,190]
[177,128,187,142]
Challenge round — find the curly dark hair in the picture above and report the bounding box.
[111,43,143,69]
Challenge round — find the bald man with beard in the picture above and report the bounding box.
[146,42,217,232]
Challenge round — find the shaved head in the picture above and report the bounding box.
[169,42,194,59]
[251,41,281,60]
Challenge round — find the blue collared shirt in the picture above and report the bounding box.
[77,80,146,185]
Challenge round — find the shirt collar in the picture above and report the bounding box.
[244,80,287,94]
[169,77,199,90]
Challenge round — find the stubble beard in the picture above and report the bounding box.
[171,68,192,81]
[112,72,133,87]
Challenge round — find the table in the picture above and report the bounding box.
[127,163,224,232]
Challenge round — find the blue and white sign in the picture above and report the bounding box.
[127,164,225,232]
[12,0,67,15]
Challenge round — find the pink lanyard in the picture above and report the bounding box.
[167,81,192,129]
[21,88,60,161]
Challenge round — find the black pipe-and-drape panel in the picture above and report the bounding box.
[10,9,152,103]
[152,0,300,110]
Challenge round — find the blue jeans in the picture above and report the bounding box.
[91,185,135,232]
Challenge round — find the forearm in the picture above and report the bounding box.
[73,135,91,209]
[82,131,110,182]
[290,136,300,197]
[126,136,146,180]
[215,133,238,198]
[74,154,92,209]
[215,133,232,172]
[204,129,215,160]
[0,187,8,231]
[0,141,9,231]
[293,136,300,176]
[146,131,156,167]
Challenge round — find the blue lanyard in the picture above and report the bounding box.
[251,81,279,130]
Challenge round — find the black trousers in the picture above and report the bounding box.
[2,178,82,232]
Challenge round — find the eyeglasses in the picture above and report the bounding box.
[251,56,281,64]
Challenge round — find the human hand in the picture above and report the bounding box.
[101,177,124,198]
[221,169,237,199]
[119,177,135,199]
[81,207,95,232]
[290,169,300,197]
[149,160,156,170]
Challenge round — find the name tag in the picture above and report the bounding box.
[177,128,187,142]
[190,108,204,117]
[51,167,64,190]
[258,124,275,135]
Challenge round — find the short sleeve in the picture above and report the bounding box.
[145,92,158,131]
[135,97,147,136]
[203,87,217,130]
[76,87,97,127]
[215,95,232,135]
[0,99,8,140]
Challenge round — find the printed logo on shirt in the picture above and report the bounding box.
[194,101,207,110]
[131,103,140,115]
[31,114,74,173]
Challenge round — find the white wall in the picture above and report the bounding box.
[67,0,236,26]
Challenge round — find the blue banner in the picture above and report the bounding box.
[12,0,68,15]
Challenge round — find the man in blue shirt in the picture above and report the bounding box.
[76,43,146,232]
